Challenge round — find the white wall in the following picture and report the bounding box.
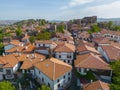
[53,71,72,90]
[13,63,20,73]
[55,52,74,64]
[36,50,49,55]
[36,43,57,49]
[34,67,72,90]
[97,47,110,62]
[34,68,54,90]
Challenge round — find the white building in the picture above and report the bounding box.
[34,57,72,90]
[35,40,57,55]
[54,43,75,64]
[98,45,120,63]
[75,53,112,81]
[0,54,20,80]
[18,53,46,76]
[101,30,120,42]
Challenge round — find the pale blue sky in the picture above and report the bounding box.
[0,0,120,20]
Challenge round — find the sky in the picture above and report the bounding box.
[0,0,120,20]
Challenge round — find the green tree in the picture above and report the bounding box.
[112,25,120,31]
[107,21,113,29]
[110,60,120,90]
[0,34,3,42]
[37,32,51,40]
[57,24,65,33]
[38,85,50,90]
[0,81,16,90]
[88,24,101,34]
[0,43,4,55]
[41,19,46,25]
[29,36,35,43]
[16,26,22,36]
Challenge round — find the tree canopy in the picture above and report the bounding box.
[29,36,35,43]
[110,60,120,90]
[16,26,22,36]
[57,24,65,33]
[38,85,50,90]
[0,81,16,90]
[88,24,101,34]
[37,31,51,40]
[0,43,4,55]
[107,21,113,29]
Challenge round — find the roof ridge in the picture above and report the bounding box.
[99,80,103,89]
[65,43,75,51]
[53,61,55,80]
[77,54,91,67]
[50,58,72,68]
[90,53,109,65]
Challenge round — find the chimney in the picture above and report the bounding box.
[32,53,36,58]
[32,43,35,45]
[40,59,43,61]
[26,54,29,58]
[91,80,93,83]
[2,53,5,56]
[25,46,28,50]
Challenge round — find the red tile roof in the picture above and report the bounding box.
[77,44,99,54]
[34,57,72,80]
[54,43,75,52]
[0,54,19,68]
[101,45,120,61]
[75,53,111,70]
[83,80,110,90]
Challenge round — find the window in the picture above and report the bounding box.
[63,75,65,79]
[68,72,70,75]
[68,60,70,63]
[39,71,40,74]
[43,44,45,47]
[67,55,71,58]
[6,69,11,75]
[68,77,70,81]
[59,55,61,58]
[57,79,59,83]
[48,83,50,87]
[0,68,3,72]
[58,84,60,88]
[42,78,44,82]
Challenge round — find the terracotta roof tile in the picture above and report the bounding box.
[75,53,111,70]
[34,57,72,80]
[0,54,19,68]
[6,46,25,53]
[15,53,46,62]
[20,59,40,69]
[101,45,120,61]
[83,80,110,90]
[35,40,56,45]
[54,43,75,52]
[77,44,99,54]
[10,40,23,46]
[23,44,35,53]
